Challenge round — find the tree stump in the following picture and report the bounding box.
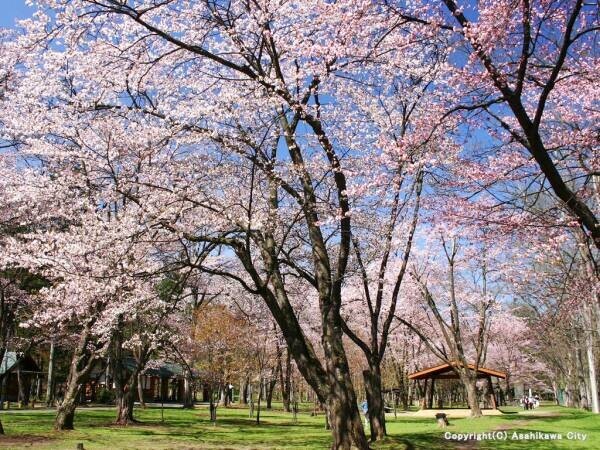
[435,413,449,428]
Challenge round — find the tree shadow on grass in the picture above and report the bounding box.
[388,433,456,450]
[79,414,332,449]
[0,434,55,447]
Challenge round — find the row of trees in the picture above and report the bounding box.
[0,1,598,448]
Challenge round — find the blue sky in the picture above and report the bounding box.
[0,0,33,27]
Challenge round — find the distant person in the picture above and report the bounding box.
[360,400,368,426]
[529,395,537,409]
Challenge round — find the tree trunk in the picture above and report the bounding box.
[256,378,262,425]
[55,378,80,430]
[505,374,513,402]
[486,377,497,409]
[113,325,149,424]
[0,375,4,432]
[585,306,599,413]
[254,224,369,447]
[46,340,55,406]
[240,377,248,405]
[576,343,589,410]
[55,398,77,430]
[565,367,576,408]
[463,377,482,418]
[137,373,146,409]
[427,378,435,409]
[278,350,291,412]
[183,370,193,408]
[219,384,229,406]
[552,380,560,406]
[115,387,136,425]
[420,379,428,409]
[586,338,599,413]
[0,374,6,410]
[266,377,277,410]
[113,357,140,423]
[326,385,369,450]
[363,367,386,441]
[319,308,369,449]
[55,329,98,431]
[209,387,217,422]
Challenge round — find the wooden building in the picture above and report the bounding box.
[408,362,506,409]
[0,352,42,404]
[86,357,190,403]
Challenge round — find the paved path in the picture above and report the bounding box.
[388,408,506,418]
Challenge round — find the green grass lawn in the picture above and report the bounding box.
[0,403,597,449]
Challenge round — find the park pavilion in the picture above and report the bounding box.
[408,362,506,410]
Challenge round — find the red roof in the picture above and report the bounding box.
[408,361,506,380]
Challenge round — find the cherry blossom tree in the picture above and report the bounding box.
[394,230,517,417]
[0,1,597,445]
[3,1,447,446]
[394,0,600,248]
[510,226,600,412]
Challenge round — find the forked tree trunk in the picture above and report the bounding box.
[55,395,77,430]
[113,326,149,424]
[363,367,386,441]
[252,140,368,448]
[55,328,98,431]
[114,349,151,424]
[55,371,82,431]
